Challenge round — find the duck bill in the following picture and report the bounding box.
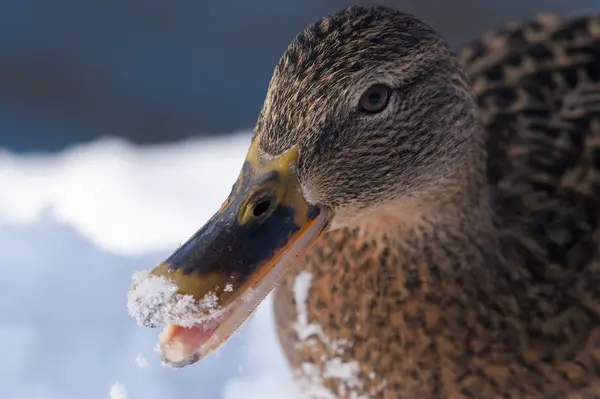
[135,140,330,367]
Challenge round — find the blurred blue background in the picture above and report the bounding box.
[1,0,600,152]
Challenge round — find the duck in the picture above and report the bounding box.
[127,5,600,398]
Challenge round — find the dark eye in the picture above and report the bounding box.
[358,84,391,114]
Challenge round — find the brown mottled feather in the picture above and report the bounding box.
[266,7,600,399]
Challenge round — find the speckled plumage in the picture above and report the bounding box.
[254,6,600,399]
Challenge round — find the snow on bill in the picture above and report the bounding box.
[126,270,224,328]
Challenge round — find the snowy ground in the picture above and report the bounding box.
[0,133,303,399]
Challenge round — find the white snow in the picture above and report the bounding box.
[291,271,374,399]
[292,270,349,353]
[109,383,128,399]
[0,134,303,399]
[0,133,251,255]
[127,270,224,328]
[134,354,149,368]
[292,271,322,344]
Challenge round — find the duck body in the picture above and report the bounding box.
[274,11,600,399]
[127,5,600,399]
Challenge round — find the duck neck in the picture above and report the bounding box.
[356,184,503,289]
[350,124,525,316]
[363,148,496,264]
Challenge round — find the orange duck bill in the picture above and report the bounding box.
[127,141,331,368]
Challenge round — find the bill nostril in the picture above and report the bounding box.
[252,199,272,217]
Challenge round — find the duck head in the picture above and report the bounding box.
[127,5,481,367]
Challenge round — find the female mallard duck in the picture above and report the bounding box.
[128,5,600,398]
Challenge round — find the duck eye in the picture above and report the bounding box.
[358,84,391,114]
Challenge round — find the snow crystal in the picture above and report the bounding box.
[109,382,128,399]
[134,354,148,368]
[296,363,337,399]
[126,269,225,328]
[291,271,376,398]
[323,358,362,391]
[296,358,368,399]
[224,284,233,292]
[292,271,349,352]
[292,271,323,344]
